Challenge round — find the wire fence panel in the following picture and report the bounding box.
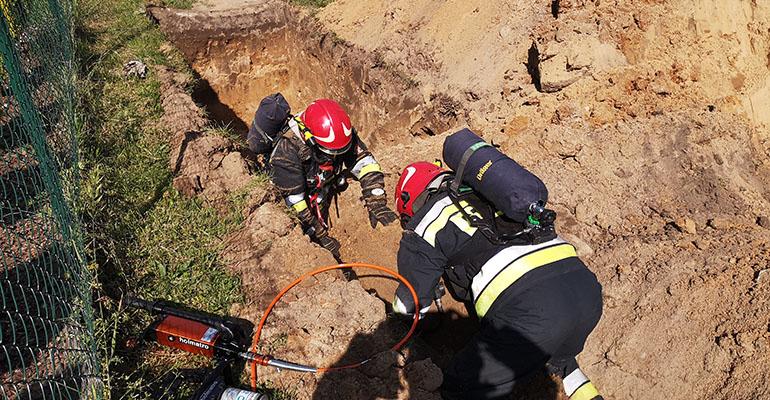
[0,0,101,398]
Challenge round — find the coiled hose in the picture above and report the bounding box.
[249,262,420,390]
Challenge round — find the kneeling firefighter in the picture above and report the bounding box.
[391,128,604,400]
[268,98,398,260]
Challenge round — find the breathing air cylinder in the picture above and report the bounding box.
[442,128,548,223]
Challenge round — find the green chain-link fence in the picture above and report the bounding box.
[0,0,101,398]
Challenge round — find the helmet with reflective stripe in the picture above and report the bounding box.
[300,99,354,155]
[395,161,449,217]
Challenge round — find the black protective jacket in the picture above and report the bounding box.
[394,189,590,319]
[269,118,385,239]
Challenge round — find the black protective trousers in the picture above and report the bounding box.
[440,268,603,400]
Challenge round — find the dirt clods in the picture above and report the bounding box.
[223,202,336,312]
[156,65,253,210]
[156,66,206,168]
[171,134,251,206]
[537,35,627,93]
[257,276,442,400]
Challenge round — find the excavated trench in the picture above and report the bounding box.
[148,3,484,399]
[149,1,464,306]
[156,4,460,146]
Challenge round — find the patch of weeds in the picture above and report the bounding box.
[75,0,249,397]
[134,189,243,313]
[327,30,346,46]
[258,332,289,354]
[229,173,272,211]
[149,0,195,9]
[206,124,247,147]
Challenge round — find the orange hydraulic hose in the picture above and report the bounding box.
[250,262,420,390]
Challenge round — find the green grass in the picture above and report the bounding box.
[135,190,243,311]
[154,0,195,8]
[74,0,247,398]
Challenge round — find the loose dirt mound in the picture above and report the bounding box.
[171,134,251,206]
[149,1,770,399]
[224,202,337,312]
[319,0,770,130]
[157,66,253,209]
[589,228,770,399]
[257,276,443,400]
[156,66,207,165]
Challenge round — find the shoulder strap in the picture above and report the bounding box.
[449,141,493,195]
[447,187,508,245]
[252,120,274,145]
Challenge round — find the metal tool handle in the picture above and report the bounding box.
[220,387,270,400]
[123,295,153,311]
[124,295,236,340]
[239,352,317,373]
[433,282,446,313]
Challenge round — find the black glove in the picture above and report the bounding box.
[317,234,341,260]
[366,197,398,228]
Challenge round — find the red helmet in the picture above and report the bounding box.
[395,161,449,217]
[300,99,354,155]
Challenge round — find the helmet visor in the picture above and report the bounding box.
[317,140,353,156]
[317,127,355,156]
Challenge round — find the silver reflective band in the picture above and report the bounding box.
[414,196,454,237]
[288,116,301,140]
[470,238,567,301]
[285,193,305,206]
[393,296,409,315]
[371,188,385,196]
[563,368,590,396]
[352,155,378,177]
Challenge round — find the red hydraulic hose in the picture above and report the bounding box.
[249,262,420,390]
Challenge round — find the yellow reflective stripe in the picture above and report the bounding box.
[359,162,382,177]
[449,206,480,236]
[293,117,314,141]
[292,200,308,212]
[475,244,577,318]
[423,201,469,246]
[570,382,599,400]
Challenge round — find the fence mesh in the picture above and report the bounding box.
[0,0,101,398]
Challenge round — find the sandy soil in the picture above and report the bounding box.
[148,0,770,398]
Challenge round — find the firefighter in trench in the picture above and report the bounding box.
[390,130,604,400]
[262,97,398,261]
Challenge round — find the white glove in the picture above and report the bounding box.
[392,296,430,319]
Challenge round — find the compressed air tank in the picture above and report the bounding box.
[442,128,548,222]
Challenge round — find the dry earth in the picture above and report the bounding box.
[148,0,770,399]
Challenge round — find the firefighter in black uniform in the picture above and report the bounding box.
[391,161,604,400]
[267,98,397,260]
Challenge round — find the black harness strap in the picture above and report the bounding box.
[449,141,492,195]
[447,140,508,243]
[252,121,274,145]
